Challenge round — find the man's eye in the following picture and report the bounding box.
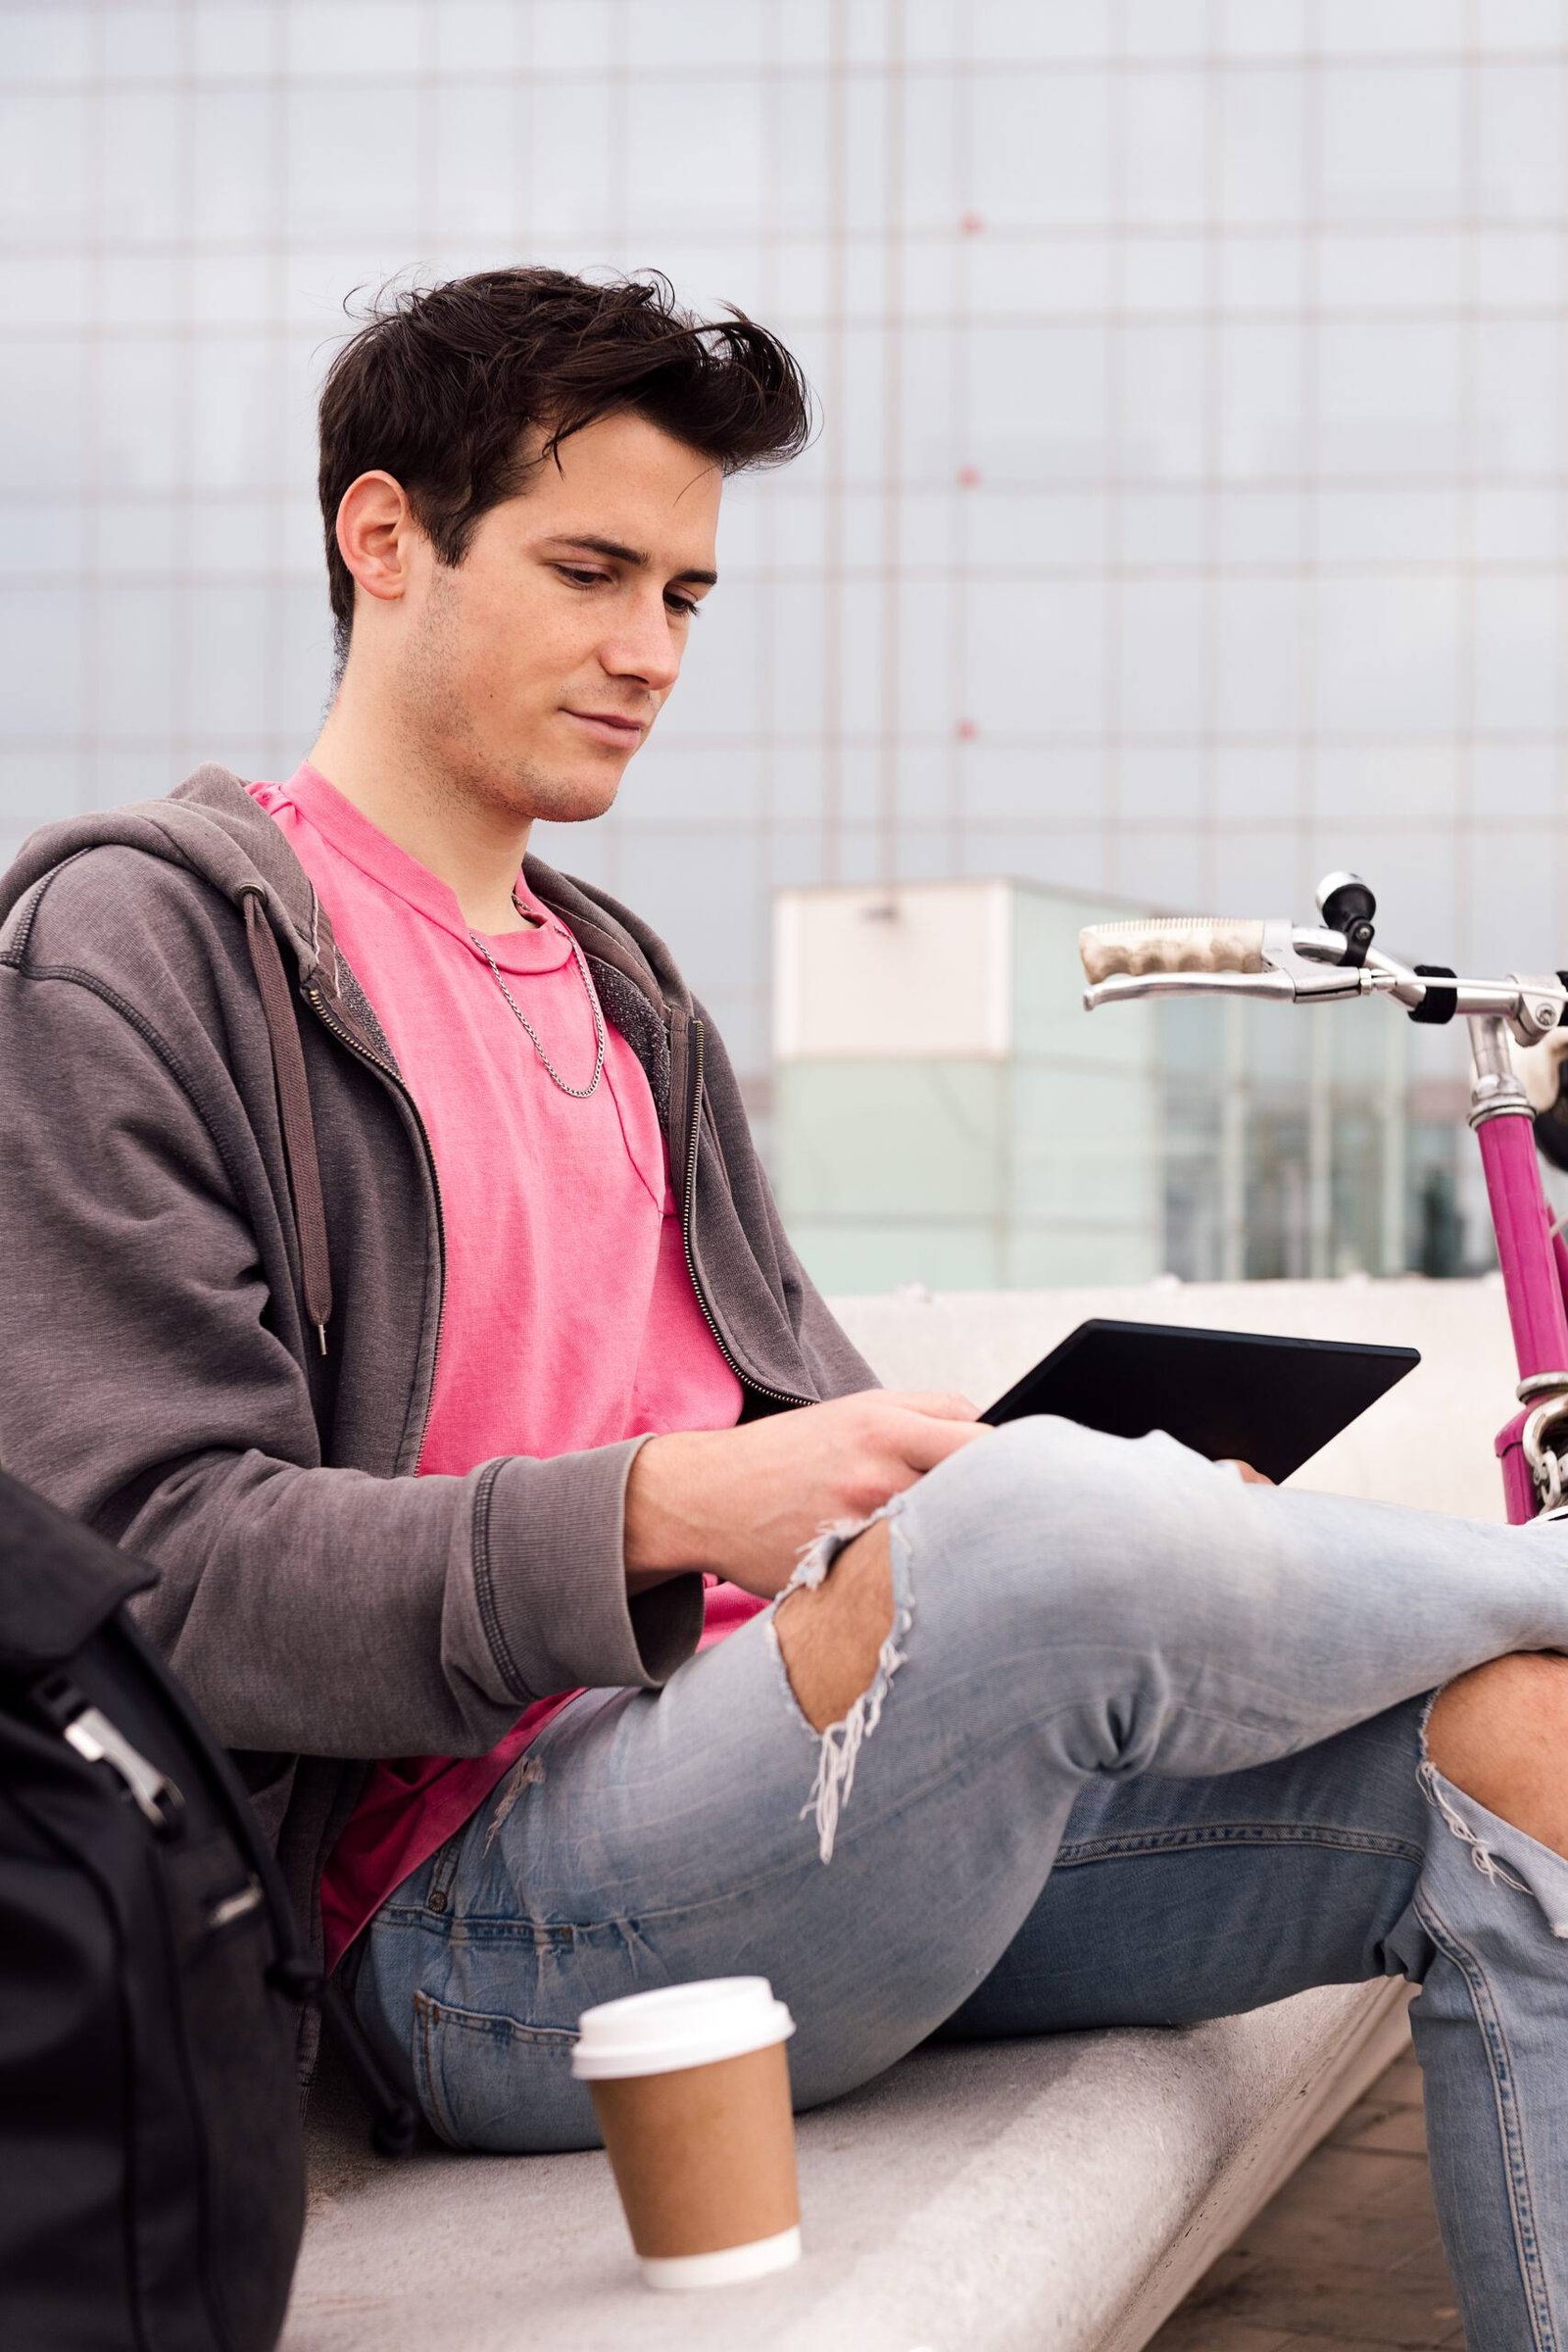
[558,565,608,588]
[665,594,701,619]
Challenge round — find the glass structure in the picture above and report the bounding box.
[3,0,1565,1277]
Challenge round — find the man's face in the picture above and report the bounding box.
[393,410,722,823]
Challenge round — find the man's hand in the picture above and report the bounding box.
[624,1391,990,1600]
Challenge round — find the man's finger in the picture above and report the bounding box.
[1219,1457,1275,1487]
[880,1390,983,1422]
[891,1413,993,1474]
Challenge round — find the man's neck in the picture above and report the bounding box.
[308,692,537,935]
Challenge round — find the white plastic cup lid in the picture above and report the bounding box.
[572,1977,796,2081]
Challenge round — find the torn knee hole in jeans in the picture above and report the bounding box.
[1417,1689,1568,1935]
[773,1497,913,1869]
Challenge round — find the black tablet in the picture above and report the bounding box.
[981,1318,1419,1485]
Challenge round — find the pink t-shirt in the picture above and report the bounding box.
[248,766,760,1965]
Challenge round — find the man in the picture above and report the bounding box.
[2,268,1565,2346]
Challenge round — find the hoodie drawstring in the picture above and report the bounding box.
[241,890,333,1356]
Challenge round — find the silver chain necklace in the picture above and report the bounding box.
[467,904,607,1100]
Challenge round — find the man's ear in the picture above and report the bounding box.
[335,471,416,611]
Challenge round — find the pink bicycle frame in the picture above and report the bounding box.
[1470,1016,1568,1522]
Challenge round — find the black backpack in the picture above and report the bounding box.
[0,1470,412,2351]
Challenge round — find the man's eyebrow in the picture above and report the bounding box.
[549,534,718,588]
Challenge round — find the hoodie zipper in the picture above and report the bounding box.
[307,985,448,1468]
[679,1016,808,1413]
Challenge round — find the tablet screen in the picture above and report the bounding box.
[982,1319,1419,1486]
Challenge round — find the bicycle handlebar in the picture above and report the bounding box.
[1079,881,1568,1050]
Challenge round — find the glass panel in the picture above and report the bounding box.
[625,0,766,69]
[191,4,276,76]
[1321,0,1463,48]
[1472,572,1559,735]
[1216,489,1301,565]
[1218,0,1307,59]
[968,234,1110,316]
[433,85,521,238]
[0,583,78,739]
[1470,741,1560,818]
[530,0,614,70]
[1123,233,1206,313]
[189,337,275,493]
[1125,0,1211,57]
[1316,319,1461,475]
[1475,319,1561,471]
[967,322,1107,484]
[1119,320,1206,480]
[1116,580,1206,732]
[966,581,1104,732]
[102,6,182,80]
[4,6,92,83]
[1124,70,1208,222]
[1320,64,1462,222]
[969,1,1110,62]
[102,88,184,241]
[191,86,275,240]
[1214,579,1302,734]
[0,254,91,330]
[96,339,185,494]
[1476,228,1560,309]
[899,74,962,234]
[1477,61,1562,221]
[1216,320,1305,478]
[184,584,270,741]
[1119,488,1206,565]
[96,582,175,739]
[1318,230,1459,309]
[963,745,1100,824]
[0,89,90,237]
[626,77,766,236]
[1313,574,1462,734]
[285,3,423,75]
[1314,487,1458,564]
[970,70,1110,227]
[1119,746,1204,817]
[1315,743,1459,820]
[1218,69,1304,222]
[285,84,421,240]
[1219,233,1306,309]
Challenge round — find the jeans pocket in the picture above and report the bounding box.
[411,1989,598,2154]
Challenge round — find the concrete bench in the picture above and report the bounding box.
[284,1276,1505,2351]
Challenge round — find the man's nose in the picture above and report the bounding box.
[599,593,682,694]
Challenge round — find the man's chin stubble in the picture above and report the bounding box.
[500,759,625,828]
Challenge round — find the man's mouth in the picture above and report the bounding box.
[563,710,647,750]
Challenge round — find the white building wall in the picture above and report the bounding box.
[2,0,1563,1143]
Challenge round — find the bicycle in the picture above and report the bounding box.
[1079,875,1568,1527]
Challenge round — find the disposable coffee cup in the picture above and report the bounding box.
[572,1977,800,2290]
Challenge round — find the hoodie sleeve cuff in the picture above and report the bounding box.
[475,1439,705,1699]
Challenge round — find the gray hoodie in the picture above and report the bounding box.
[0,766,874,1972]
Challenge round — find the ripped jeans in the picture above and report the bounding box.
[351,1418,1568,2352]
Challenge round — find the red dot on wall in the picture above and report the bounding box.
[959,211,984,235]
[957,718,978,741]
[957,464,981,488]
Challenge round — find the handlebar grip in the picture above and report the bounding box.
[1079,917,1268,985]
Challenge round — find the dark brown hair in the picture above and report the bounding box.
[318,267,813,653]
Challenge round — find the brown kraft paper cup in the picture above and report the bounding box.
[589,2040,800,2260]
[571,1977,801,2289]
